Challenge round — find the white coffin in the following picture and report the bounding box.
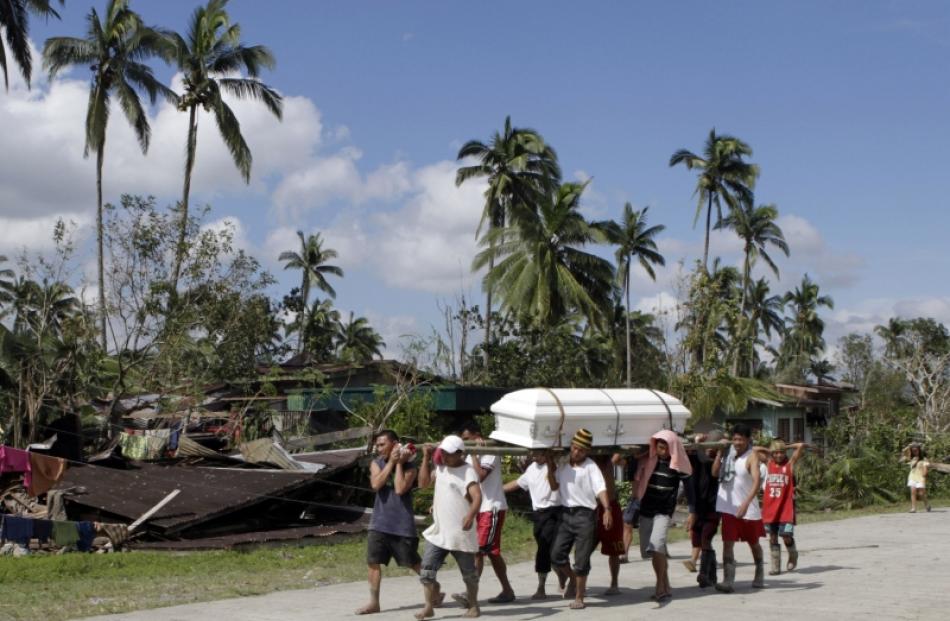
[488,388,690,449]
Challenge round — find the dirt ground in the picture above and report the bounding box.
[76,508,947,621]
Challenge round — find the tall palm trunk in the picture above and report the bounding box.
[625,267,632,388]
[298,275,310,355]
[733,249,751,376]
[96,145,107,351]
[702,193,713,273]
[483,254,493,371]
[172,104,199,293]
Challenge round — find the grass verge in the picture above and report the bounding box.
[1,499,945,621]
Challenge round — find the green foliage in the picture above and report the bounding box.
[169,0,283,289]
[473,181,615,329]
[0,1,63,89]
[346,386,438,444]
[473,315,612,388]
[669,129,759,270]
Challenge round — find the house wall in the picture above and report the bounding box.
[721,405,812,443]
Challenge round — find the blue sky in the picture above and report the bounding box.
[6,0,949,355]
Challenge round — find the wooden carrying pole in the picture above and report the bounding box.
[462,441,812,457]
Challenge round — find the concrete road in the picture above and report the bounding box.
[78,509,948,621]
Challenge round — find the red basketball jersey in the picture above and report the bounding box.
[762,460,796,523]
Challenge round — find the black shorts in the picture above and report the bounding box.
[366,530,421,567]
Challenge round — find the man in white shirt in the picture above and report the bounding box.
[460,422,515,604]
[712,423,765,593]
[503,449,564,600]
[417,435,482,619]
[550,428,613,610]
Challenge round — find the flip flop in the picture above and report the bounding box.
[488,593,516,604]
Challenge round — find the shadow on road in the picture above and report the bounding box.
[790,565,856,575]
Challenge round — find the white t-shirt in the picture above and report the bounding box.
[716,447,762,520]
[517,462,559,510]
[467,454,509,512]
[556,457,607,510]
[423,463,480,552]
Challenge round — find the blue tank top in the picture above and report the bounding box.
[368,456,418,538]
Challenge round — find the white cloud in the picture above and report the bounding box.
[0,66,318,221]
[0,213,92,256]
[634,290,679,316]
[362,311,419,355]
[772,214,865,290]
[202,216,252,256]
[823,296,950,348]
[271,148,414,220]
[311,160,487,294]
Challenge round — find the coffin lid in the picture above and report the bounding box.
[489,387,687,418]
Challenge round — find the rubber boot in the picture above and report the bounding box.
[786,543,799,571]
[752,561,766,588]
[715,559,735,593]
[697,550,712,588]
[707,550,718,586]
[769,544,782,575]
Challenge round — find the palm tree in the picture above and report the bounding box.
[745,278,784,376]
[0,0,62,90]
[718,202,789,373]
[782,274,834,364]
[299,298,340,361]
[809,358,835,383]
[875,317,907,358]
[279,231,343,354]
[474,181,614,329]
[43,0,175,349]
[456,116,560,368]
[167,0,282,292]
[336,312,385,363]
[0,255,15,308]
[599,204,666,386]
[669,129,759,272]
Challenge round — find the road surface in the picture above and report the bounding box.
[78,509,947,620]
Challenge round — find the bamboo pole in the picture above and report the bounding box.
[461,441,738,457]
[461,441,814,457]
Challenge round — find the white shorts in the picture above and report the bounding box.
[908,480,926,490]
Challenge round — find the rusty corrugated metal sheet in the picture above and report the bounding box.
[56,463,318,534]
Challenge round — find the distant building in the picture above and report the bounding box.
[700,381,856,444]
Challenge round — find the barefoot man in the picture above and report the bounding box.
[502,449,564,600]
[594,454,625,596]
[550,429,612,610]
[416,435,482,619]
[357,430,430,614]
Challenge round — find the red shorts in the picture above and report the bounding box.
[596,501,625,556]
[721,513,765,543]
[477,509,506,556]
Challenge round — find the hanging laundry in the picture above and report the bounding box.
[0,446,32,490]
[27,452,67,497]
[96,522,129,547]
[118,432,149,460]
[119,431,169,461]
[1,515,34,545]
[76,521,96,552]
[32,519,53,543]
[143,429,171,459]
[51,520,79,547]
